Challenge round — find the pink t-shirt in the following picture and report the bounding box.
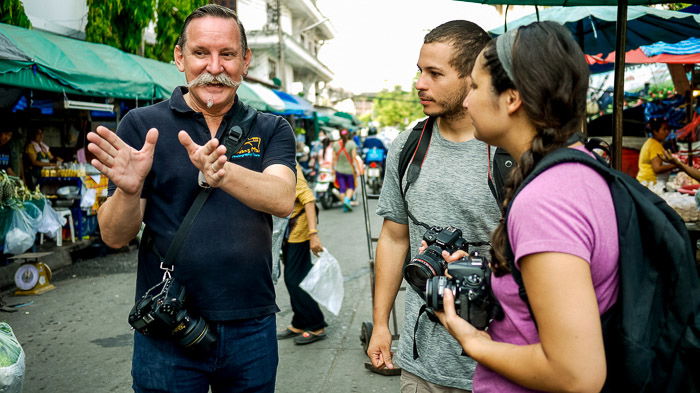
[474,147,620,393]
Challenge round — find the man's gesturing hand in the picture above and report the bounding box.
[178,131,229,188]
[87,126,158,196]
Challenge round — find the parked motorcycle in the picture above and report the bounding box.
[314,167,341,209]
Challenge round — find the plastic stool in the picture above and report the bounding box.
[40,208,75,247]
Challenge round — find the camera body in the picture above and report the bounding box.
[403,226,469,294]
[425,253,500,330]
[129,277,216,353]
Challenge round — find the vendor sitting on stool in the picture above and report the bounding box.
[637,118,675,185]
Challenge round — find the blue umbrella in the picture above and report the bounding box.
[489,6,700,55]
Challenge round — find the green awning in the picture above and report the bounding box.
[0,23,294,110]
[0,23,156,99]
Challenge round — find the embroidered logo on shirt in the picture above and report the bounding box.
[231,137,261,158]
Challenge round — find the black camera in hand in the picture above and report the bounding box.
[129,277,217,354]
[425,253,500,330]
[403,226,469,294]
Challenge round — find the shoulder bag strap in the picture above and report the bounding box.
[159,101,258,269]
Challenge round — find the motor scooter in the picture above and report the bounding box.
[363,146,385,195]
[314,167,342,209]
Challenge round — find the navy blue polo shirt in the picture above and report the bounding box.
[109,87,296,321]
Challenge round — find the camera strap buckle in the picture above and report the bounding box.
[160,261,174,280]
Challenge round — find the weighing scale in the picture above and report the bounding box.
[10,252,56,295]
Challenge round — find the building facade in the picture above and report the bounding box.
[237,0,334,102]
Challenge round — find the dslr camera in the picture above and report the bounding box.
[129,277,217,353]
[424,253,500,330]
[403,226,469,294]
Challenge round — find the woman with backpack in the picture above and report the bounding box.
[432,22,619,392]
[332,129,357,212]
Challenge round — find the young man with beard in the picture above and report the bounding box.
[367,20,500,392]
[87,4,296,392]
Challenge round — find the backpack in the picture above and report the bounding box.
[398,117,514,205]
[504,145,700,393]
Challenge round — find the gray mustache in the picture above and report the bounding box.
[187,72,241,88]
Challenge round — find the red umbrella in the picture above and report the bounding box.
[585,49,700,64]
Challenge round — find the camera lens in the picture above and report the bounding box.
[173,314,217,354]
[425,276,448,311]
[403,246,447,295]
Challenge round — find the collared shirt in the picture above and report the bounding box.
[109,87,296,321]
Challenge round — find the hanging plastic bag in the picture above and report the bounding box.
[3,204,41,255]
[299,248,344,316]
[36,199,65,239]
[271,216,289,284]
[80,188,96,210]
[0,323,25,393]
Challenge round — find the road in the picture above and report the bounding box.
[1,194,405,393]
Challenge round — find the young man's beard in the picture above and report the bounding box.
[431,90,468,121]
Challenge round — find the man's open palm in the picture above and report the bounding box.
[87,126,158,195]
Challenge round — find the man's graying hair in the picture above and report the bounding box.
[177,4,248,55]
[424,20,491,78]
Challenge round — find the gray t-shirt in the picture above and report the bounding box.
[376,120,501,390]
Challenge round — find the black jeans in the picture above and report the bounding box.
[282,240,327,331]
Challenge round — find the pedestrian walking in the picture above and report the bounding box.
[277,164,327,345]
[332,129,357,212]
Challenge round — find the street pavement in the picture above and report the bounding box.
[1,194,405,393]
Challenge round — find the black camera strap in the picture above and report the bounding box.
[152,100,258,272]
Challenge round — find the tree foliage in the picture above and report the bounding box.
[0,0,31,29]
[372,86,423,128]
[146,0,207,62]
[85,0,156,55]
[664,3,691,11]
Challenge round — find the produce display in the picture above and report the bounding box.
[0,171,43,208]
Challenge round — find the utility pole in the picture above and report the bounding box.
[276,0,286,91]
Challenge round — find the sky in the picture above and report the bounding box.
[315,0,535,94]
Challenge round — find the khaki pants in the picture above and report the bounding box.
[400,370,471,393]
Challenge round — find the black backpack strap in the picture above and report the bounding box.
[488,147,515,206]
[396,117,435,231]
[398,117,435,200]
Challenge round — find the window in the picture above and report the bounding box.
[268,58,277,81]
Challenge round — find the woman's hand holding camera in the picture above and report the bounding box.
[417,241,493,355]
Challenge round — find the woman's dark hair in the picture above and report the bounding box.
[487,21,590,275]
[647,118,668,136]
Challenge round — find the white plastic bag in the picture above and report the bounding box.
[299,248,344,315]
[80,188,96,209]
[36,199,65,238]
[3,204,41,255]
[0,323,24,393]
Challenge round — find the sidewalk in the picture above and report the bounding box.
[0,236,112,293]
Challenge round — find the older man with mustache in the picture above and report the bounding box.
[87,4,296,393]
